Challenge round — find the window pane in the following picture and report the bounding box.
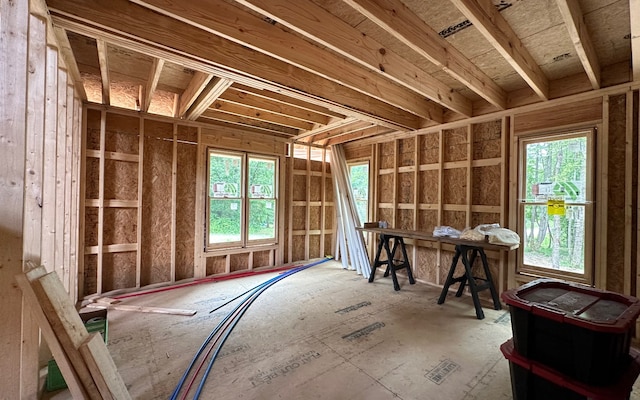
[209,199,241,243]
[523,205,586,273]
[209,153,241,198]
[349,163,369,224]
[248,157,275,198]
[248,199,276,240]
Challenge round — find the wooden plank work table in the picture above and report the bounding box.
[357,227,519,319]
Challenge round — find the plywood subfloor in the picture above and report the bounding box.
[45,261,640,399]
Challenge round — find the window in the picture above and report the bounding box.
[207,149,278,248]
[517,130,594,284]
[348,162,370,225]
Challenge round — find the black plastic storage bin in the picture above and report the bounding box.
[500,339,640,400]
[501,279,640,386]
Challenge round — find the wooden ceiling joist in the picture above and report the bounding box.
[630,0,640,82]
[325,125,395,146]
[449,0,550,100]
[220,89,330,126]
[129,0,443,124]
[229,84,345,120]
[184,76,233,121]
[211,99,314,131]
[141,57,164,112]
[178,71,213,118]
[556,0,601,89]
[307,121,375,144]
[199,110,299,136]
[52,26,87,100]
[235,0,472,117]
[47,0,422,131]
[292,117,360,142]
[96,39,110,105]
[342,0,507,110]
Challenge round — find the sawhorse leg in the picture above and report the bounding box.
[369,234,415,291]
[437,245,501,320]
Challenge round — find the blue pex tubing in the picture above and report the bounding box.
[170,257,332,400]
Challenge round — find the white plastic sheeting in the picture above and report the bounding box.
[330,145,371,278]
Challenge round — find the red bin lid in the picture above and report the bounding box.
[501,279,640,332]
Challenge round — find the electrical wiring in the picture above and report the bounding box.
[170,257,331,400]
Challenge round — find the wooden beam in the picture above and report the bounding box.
[220,89,330,125]
[229,84,345,119]
[49,8,420,131]
[343,0,507,110]
[96,39,110,104]
[210,99,315,131]
[294,117,359,142]
[556,0,601,89]
[198,110,299,136]
[184,76,233,120]
[309,121,375,143]
[449,0,549,100]
[178,71,213,118]
[236,0,472,117]
[631,0,640,81]
[131,0,444,123]
[324,125,395,146]
[52,26,87,100]
[141,57,164,112]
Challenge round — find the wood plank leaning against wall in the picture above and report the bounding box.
[0,0,84,396]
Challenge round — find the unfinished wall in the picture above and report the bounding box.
[0,1,84,395]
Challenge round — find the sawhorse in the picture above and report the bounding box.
[437,244,501,319]
[368,232,416,291]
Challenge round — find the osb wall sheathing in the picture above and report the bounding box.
[310,176,322,202]
[325,177,334,202]
[103,208,137,244]
[472,212,501,228]
[206,256,226,276]
[309,235,321,259]
[606,94,628,294]
[230,254,249,273]
[396,209,414,230]
[102,252,136,292]
[473,120,501,160]
[418,170,439,204]
[84,255,98,295]
[419,132,439,164]
[417,210,438,233]
[85,158,100,199]
[309,206,321,231]
[176,138,196,280]
[293,157,307,170]
[253,250,271,268]
[379,142,395,169]
[84,208,99,247]
[398,138,415,167]
[105,113,139,153]
[443,127,467,162]
[292,206,306,231]
[142,127,173,285]
[378,174,394,203]
[292,236,305,262]
[86,109,101,150]
[442,210,466,231]
[415,247,438,283]
[293,175,307,201]
[472,166,501,206]
[103,160,137,200]
[442,168,467,205]
[397,173,414,204]
[324,234,333,258]
[310,159,323,172]
[325,206,334,230]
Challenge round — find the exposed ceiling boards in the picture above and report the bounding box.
[46,0,633,146]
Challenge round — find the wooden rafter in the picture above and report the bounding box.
[220,89,330,125]
[556,0,601,89]
[47,0,422,130]
[141,57,164,111]
[342,0,507,110]
[293,117,359,142]
[307,121,374,143]
[210,99,315,130]
[184,76,233,120]
[178,71,213,118]
[631,0,640,82]
[449,0,549,100]
[52,26,87,100]
[235,0,472,117]
[95,39,110,104]
[129,0,443,123]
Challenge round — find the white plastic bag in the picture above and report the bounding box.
[433,226,461,238]
[487,228,520,246]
